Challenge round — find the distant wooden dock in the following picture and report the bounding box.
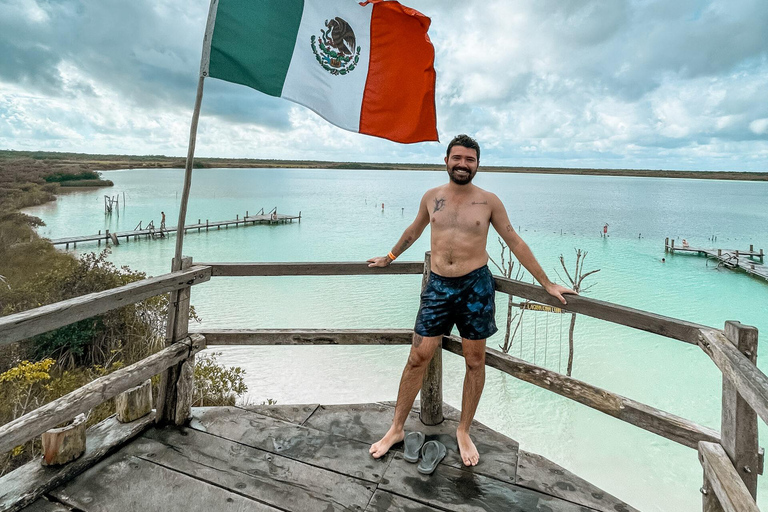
[49,211,300,249]
[665,238,767,282]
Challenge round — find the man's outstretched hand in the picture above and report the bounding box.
[544,283,577,305]
[367,256,390,267]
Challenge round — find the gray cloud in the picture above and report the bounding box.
[0,0,766,170]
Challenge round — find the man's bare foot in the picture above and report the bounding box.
[457,429,479,466]
[369,428,404,459]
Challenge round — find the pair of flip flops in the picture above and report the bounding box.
[403,431,446,475]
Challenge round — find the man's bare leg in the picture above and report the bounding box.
[457,338,486,466]
[370,333,441,458]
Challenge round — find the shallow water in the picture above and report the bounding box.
[24,168,768,511]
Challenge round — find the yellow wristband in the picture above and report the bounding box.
[387,251,397,261]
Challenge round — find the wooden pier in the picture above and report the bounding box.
[48,211,301,249]
[665,238,767,282]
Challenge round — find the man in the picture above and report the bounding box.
[367,134,575,466]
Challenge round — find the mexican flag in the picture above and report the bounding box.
[203,0,438,144]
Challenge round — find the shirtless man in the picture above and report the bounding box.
[367,134,575,466]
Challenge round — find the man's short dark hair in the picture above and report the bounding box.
[446,134,480,161]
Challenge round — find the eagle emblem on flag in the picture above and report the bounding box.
[311,17,361,75]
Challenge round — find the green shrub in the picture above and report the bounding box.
[44,170,101,183]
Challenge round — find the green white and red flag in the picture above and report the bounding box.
[203,0,438,144]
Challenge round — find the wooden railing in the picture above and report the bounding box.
[0,254,764,512]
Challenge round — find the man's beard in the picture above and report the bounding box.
[448,166,475,185]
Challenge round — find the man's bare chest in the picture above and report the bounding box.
[429,195,490,234]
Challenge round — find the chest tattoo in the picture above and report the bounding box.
[433,197,446,213]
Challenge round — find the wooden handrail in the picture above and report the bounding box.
[493,276,707,344]
[197,328,719,449]
[441,336,720,449]
[0,266,211,347]
[0,334,205,455]
[700,328,768,427]
[200,329,414,345]
[199,261,424,277]
[699,441,760,512]
[200,262,706,343]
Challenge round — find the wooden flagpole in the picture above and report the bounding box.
[172,0,219,272]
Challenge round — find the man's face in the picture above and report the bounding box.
[444,145,479,185]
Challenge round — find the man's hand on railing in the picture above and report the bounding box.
[544,282,577,305]
[367,256,391,267]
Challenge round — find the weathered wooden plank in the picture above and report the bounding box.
[133,426,374,510]
[698,441,760,512]
[199,261,424,276]
[303,402,519,484]
[49,453,278,512]
[199,329,414,346]
[235,403,319,425]
[493,276,706,344]
[379,453,592,511]
[721,321,759,497]
[0,414,154,512]
[0,266,211,347]
[442,337,720,449]
[700,328,768,427]
[188,406,391,483]
[366,490,447,511]
[515,450,638,512]
[0,335,204,455]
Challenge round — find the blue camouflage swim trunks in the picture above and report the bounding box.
[414,265,498,340]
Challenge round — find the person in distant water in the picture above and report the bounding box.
[160,211,166,231]
[661,258,666,262]
[366,134,575,467]
[682,239,689,248]
[271,210,278,221]
[603,223,608,237]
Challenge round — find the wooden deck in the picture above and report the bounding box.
[13,402,637,512]
[665,241,768,283]
[49,213,300,248]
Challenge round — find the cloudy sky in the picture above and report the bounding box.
[1,0,767,171]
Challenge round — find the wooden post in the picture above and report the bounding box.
[665,237,669,252]
[420,251,443,425]
[206,219,209,231]
[116,380,152,423]
[41,413,86,466]
[718,249,722,258]
[750,244,754,253]
[157,256,195,425]
[720,321,760,498]
[671,239,675,250]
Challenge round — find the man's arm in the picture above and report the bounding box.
[489,194,575,304]
[368,193,431,267]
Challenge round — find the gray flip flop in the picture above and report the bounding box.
[403,431,425,463]
[417,440,446,474]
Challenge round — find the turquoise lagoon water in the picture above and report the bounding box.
[24,168,768,511]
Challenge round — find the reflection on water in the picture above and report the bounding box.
[23,168,768,511]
